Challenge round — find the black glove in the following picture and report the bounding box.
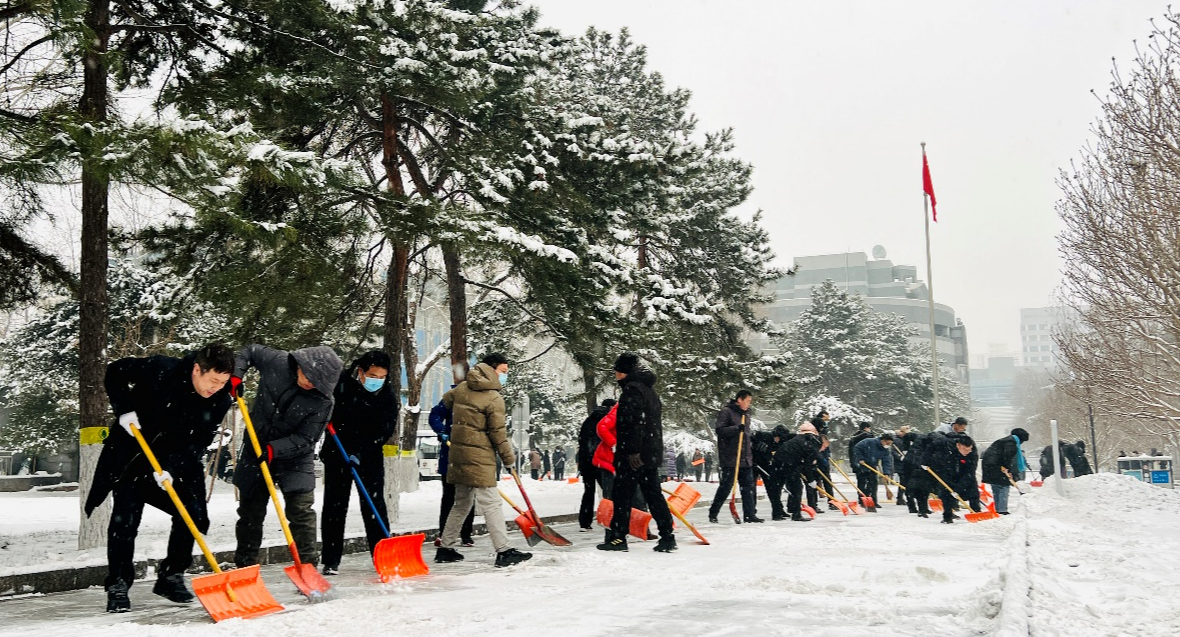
[627,453,643,470]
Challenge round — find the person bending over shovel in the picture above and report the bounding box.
[231,344,343,568]
[433,353,532,568]
[86,343,235,613]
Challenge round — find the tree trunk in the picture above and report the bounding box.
[77,0,112,549]
[583,368,597,414]
[380,93,413,514]
[443,245,468,382]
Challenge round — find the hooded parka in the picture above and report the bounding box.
[443,362,515,487]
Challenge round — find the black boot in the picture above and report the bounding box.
[653,536,678,553]
[772,513,789,521]
[106,579,130,613]
[434,547,465,563]
[917,512,929,518]
[494,548,532,568]
[791,513,811,522]
[744,515,764,523]
[152,573,194,604]
[941,514,955,524]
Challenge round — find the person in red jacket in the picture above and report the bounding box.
[592,403,619,497]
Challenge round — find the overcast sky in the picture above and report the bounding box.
[528,0,1168,363]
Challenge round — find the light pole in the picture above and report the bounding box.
[1087,401,1099,472]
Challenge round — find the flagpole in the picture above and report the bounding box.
[922,141,942,429]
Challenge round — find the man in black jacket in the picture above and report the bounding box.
[771,423,825,521]
[577,399,615,531]
[847,422,874,462]
[231,344,343,568]
[320,350,398,575]
[597,352,676,553]
[981,428,1029,515]
[761,425,793,520]
[707,390,761,523]
[913,435,977,524]
[86,344,235,613]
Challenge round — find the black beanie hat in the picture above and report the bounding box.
[953,417,968,426]
[613,352,640,374]
[1011,428,1030,442]
[879,432,894,442]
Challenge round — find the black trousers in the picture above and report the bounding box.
[320,457,388,568]
[235,487,318,566]
[578,465,598,529]
[856,471,879,507]
[554,465,565,480]
[708,466,757,519]
[106,471,207,588]
[438,479,475,541]
[765,473,787,517]
[609,465,674,540]
[786,473,807,514]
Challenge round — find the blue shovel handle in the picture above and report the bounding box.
[326,423,391,538]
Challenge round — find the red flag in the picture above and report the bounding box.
[922,151,938,222]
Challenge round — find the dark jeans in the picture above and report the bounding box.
[708,466,757,519]
[236,487,318,566]
[608,465,674,540]
[439,479,475,541]
[106,471,207,588]
[578,465,598,529]
[786,473,806,514]
[765,473,786,517]
[530,468,540,480]
[856,471,878,507]
[554,466,565,480]
[321,457,388,568]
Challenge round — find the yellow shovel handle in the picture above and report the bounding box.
[235,395,302,561]
[730,428,744,497]
[819,466,852,502]
[859,461,906,489]
[923,466,970,508]
[831,459,870,499]
[128,424,235,601]
[804,474,837,502]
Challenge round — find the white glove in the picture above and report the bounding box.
[118,412,140,436]
[152,470,173,490]
[921,465,929,471]
[807,481,817,489]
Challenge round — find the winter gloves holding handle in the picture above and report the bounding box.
[228,376,275,465]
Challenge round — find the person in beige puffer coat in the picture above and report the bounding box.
[434,353,532,568]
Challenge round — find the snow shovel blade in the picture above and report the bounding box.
[284,561,333,601]
[800,504,817,519]
[532,519,573,546]
[861,496,877,509]
[929,498,943,511]
[373,533,430,581]
[965,509,999,523]
[515,513,543,546]
[833,501,850,516]
[193,565,283,622]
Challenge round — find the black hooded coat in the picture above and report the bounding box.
[614,366,664,469]
[716,400,754,469]
[233,345,343,495]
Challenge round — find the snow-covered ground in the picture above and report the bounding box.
[0,473,1177,636]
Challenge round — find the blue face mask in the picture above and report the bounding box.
[498,372,508,386]
[363,376,385,393]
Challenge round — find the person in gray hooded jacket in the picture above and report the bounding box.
[231,344,343,567]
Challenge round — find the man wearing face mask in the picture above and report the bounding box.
[86,343,235,613]
[319,350,398,575]
[434,353,531,568]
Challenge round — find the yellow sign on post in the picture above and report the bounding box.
[80,427,109,445]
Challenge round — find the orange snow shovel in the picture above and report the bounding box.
[819,469,862,515]
[235,391,333,599]
[660,485,710,545]
[325,424,428,581]
[831,460,876,510]
[500,489,543,547]
[511,469,572,546]
[126,421,282,622]
[922,467,999,523]
[806,476,849,515]
[595,498,653,540]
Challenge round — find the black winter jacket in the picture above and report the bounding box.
[614,366,663,470]
[716,400,754,469]
[981,436,1021,484]
[847,431,873,461]
[751,430,778,473]
[577,405,610,474]
[770,432,823,482]
[85,352,232,515]
[233,345,343,495]
[323,367,398,466]
[913,434,977,496]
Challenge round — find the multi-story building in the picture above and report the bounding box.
[1020,307,1075,369]
[755,247,970,384]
